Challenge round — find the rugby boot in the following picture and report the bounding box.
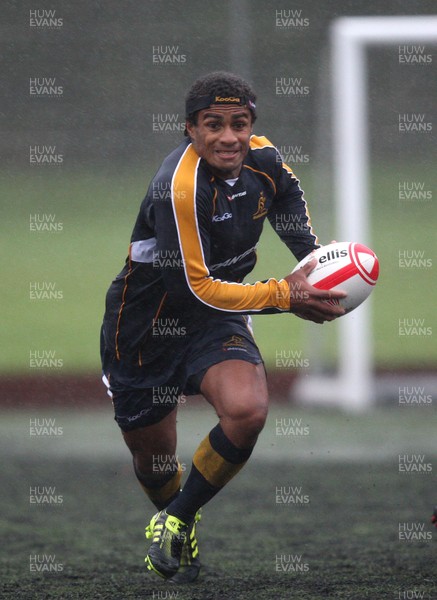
[145,510,189,578]
[170,510,201,584]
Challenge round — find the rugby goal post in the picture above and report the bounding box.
[294,15,437,411]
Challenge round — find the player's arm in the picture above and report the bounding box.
[154,146,291,313]
[267,155,319,262]
[264,150,346,321]
[155,145,344,320]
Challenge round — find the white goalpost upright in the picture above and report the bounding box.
[294,15,437,411]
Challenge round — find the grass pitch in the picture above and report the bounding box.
[1,403,436,599]
[2,163,437,373]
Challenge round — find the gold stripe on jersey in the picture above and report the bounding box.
[247,135,278,192]
[281,161,319,246]
[252,134,318,247]
[171,144,290,312]
[243,164,277,195]
[115,245,133,360]
[138,292,168,366]
[249,135,275,150]
[211,186,218,217]
[152,292,168,326]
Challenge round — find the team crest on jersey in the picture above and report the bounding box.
[223,335,247,352]
[252,191,268,220]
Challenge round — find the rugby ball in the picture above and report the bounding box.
[292,242,379,313]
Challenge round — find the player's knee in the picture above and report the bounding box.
[225,400,268,437]
[132,452,176,486]
[245,403,268,436]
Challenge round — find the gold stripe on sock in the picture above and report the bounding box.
[192,435,246,488]
[139,462,182,505]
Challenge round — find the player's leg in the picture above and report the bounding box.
[201,359,268,447]
[145,359,267,579]
[122,408,182,510]
[112,388,201,583]
[103,367,184,511]
[164,359,267,524]
[102,335,197,580]
[145,316,266,579]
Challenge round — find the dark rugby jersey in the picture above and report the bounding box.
[102,135,319,363]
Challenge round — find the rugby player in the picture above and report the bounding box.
[100,71,345,582]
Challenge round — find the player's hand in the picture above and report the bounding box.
[284,258,347,324]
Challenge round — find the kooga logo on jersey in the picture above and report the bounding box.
[212,212,232,222]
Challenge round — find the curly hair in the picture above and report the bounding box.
[185,71,257,128]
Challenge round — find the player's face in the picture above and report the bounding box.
[187,105,253,179]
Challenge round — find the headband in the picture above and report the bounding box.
[185,94,257,118]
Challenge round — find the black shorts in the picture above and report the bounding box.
[101,315,263,431]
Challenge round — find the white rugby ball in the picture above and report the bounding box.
[292,241,379,313]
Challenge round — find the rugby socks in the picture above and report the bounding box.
[166,423,254,525]
[134,460,182,510]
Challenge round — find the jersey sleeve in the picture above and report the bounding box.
[155,144,291,313]
[267,150,320,262]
